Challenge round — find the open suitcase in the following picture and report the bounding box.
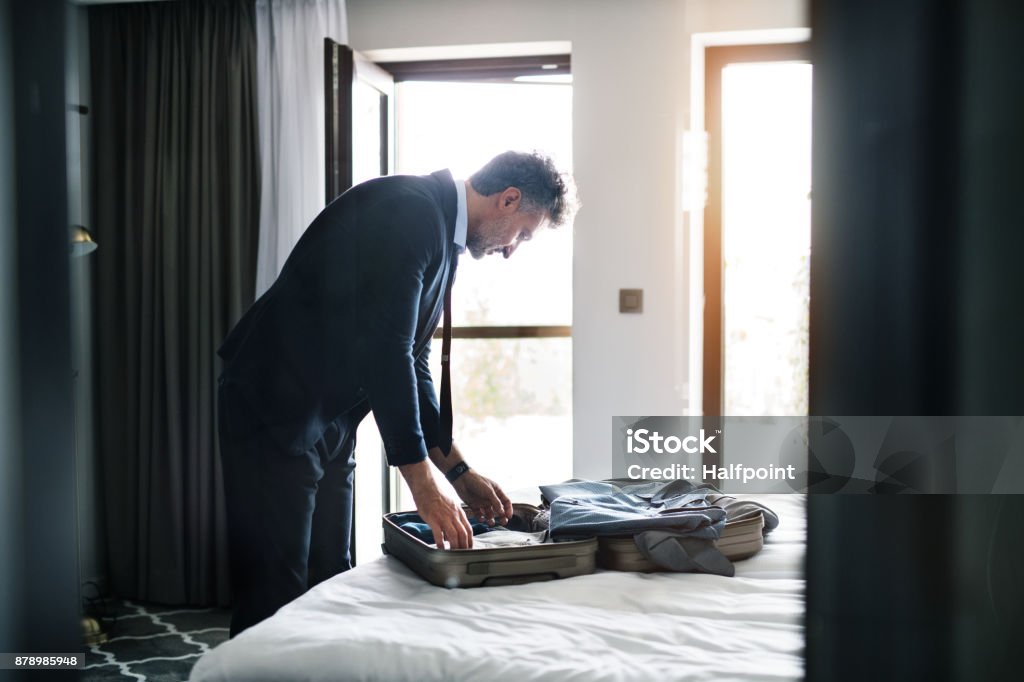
[383,503,598,588]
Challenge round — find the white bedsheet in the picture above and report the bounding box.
[191,494,804,682]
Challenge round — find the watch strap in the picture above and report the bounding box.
[445,461,470,484]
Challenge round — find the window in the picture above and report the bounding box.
[353,56,574,562]
[704,43,812,417]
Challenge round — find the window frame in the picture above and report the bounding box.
[703,42,811,417]
[383,54,570,84]
[385,54,574,343]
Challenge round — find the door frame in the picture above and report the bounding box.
[702,42,811,416]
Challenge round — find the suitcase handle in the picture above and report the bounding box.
[481,573,557,587]
[466,555,576,576]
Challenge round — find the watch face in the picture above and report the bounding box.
[447,462,469,482]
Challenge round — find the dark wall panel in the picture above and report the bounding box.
[3,0,81,666]
[808,1,1024,680]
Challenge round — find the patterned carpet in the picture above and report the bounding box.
[81,600,230,681]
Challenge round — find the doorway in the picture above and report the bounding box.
[703,43,812,416]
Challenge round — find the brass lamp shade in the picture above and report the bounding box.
[70,225,98,257]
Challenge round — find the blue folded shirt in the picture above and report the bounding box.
[393,513,505,544]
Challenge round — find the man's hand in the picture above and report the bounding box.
[398,460,474,549]
[452,470,514,527]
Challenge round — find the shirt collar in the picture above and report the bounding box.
[454,178,468,253]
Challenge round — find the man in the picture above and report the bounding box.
[217,151,571,636]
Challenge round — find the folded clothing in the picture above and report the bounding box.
[393,513,542,546]
[471,530,549,548]
[540,479,779,534]
[537,479,780,577]
[392,513,476,543]
[539,480,727,539]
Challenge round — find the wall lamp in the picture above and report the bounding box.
[70,225,97,257]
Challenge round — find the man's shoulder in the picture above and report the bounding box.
[352,171,452,205]
[318,171,456,247]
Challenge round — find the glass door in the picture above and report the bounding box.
[704,43,812,417]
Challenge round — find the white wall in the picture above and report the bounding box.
[348,0,807,480]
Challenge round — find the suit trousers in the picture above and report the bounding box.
[218,378,364,637]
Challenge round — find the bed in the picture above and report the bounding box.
[190,494,805,681]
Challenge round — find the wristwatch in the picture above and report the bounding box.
[445,461,471,484]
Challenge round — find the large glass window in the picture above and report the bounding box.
[354,73,573,562]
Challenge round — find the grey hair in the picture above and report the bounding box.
[469,151,574,226]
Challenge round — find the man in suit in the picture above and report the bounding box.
[217,151,571,636]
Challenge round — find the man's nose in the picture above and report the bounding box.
[502,242,520,259]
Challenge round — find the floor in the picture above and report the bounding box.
[81,600,230,681]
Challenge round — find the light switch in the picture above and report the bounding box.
[619,288,643,313]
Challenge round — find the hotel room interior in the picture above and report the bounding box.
[1,0,1022,680]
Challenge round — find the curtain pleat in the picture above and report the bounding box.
[90,0,259,606]
[254,0,348,297]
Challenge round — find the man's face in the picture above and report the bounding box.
[466,210,546,260]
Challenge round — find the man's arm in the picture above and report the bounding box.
[414,344,442,450]
[355,198,473,548]
[397,459,473,549]
[356,197,439,466]
[426,442,514,526]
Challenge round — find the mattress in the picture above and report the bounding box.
[190,494,805,682]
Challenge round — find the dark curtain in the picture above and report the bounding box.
[90,0,260,606]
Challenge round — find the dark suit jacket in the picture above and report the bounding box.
[218,170,459,465]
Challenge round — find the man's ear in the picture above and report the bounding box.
[498,187,522,212]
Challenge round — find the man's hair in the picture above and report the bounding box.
[469,151,573,227]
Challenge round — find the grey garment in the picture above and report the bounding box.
[539,479,780,577]
[542,479,780,534]
[618,478,780,533]
[634,531,736,577]
[539,479,727,539]
[546,491,726,539]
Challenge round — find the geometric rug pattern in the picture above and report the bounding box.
[81,600,230,681]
